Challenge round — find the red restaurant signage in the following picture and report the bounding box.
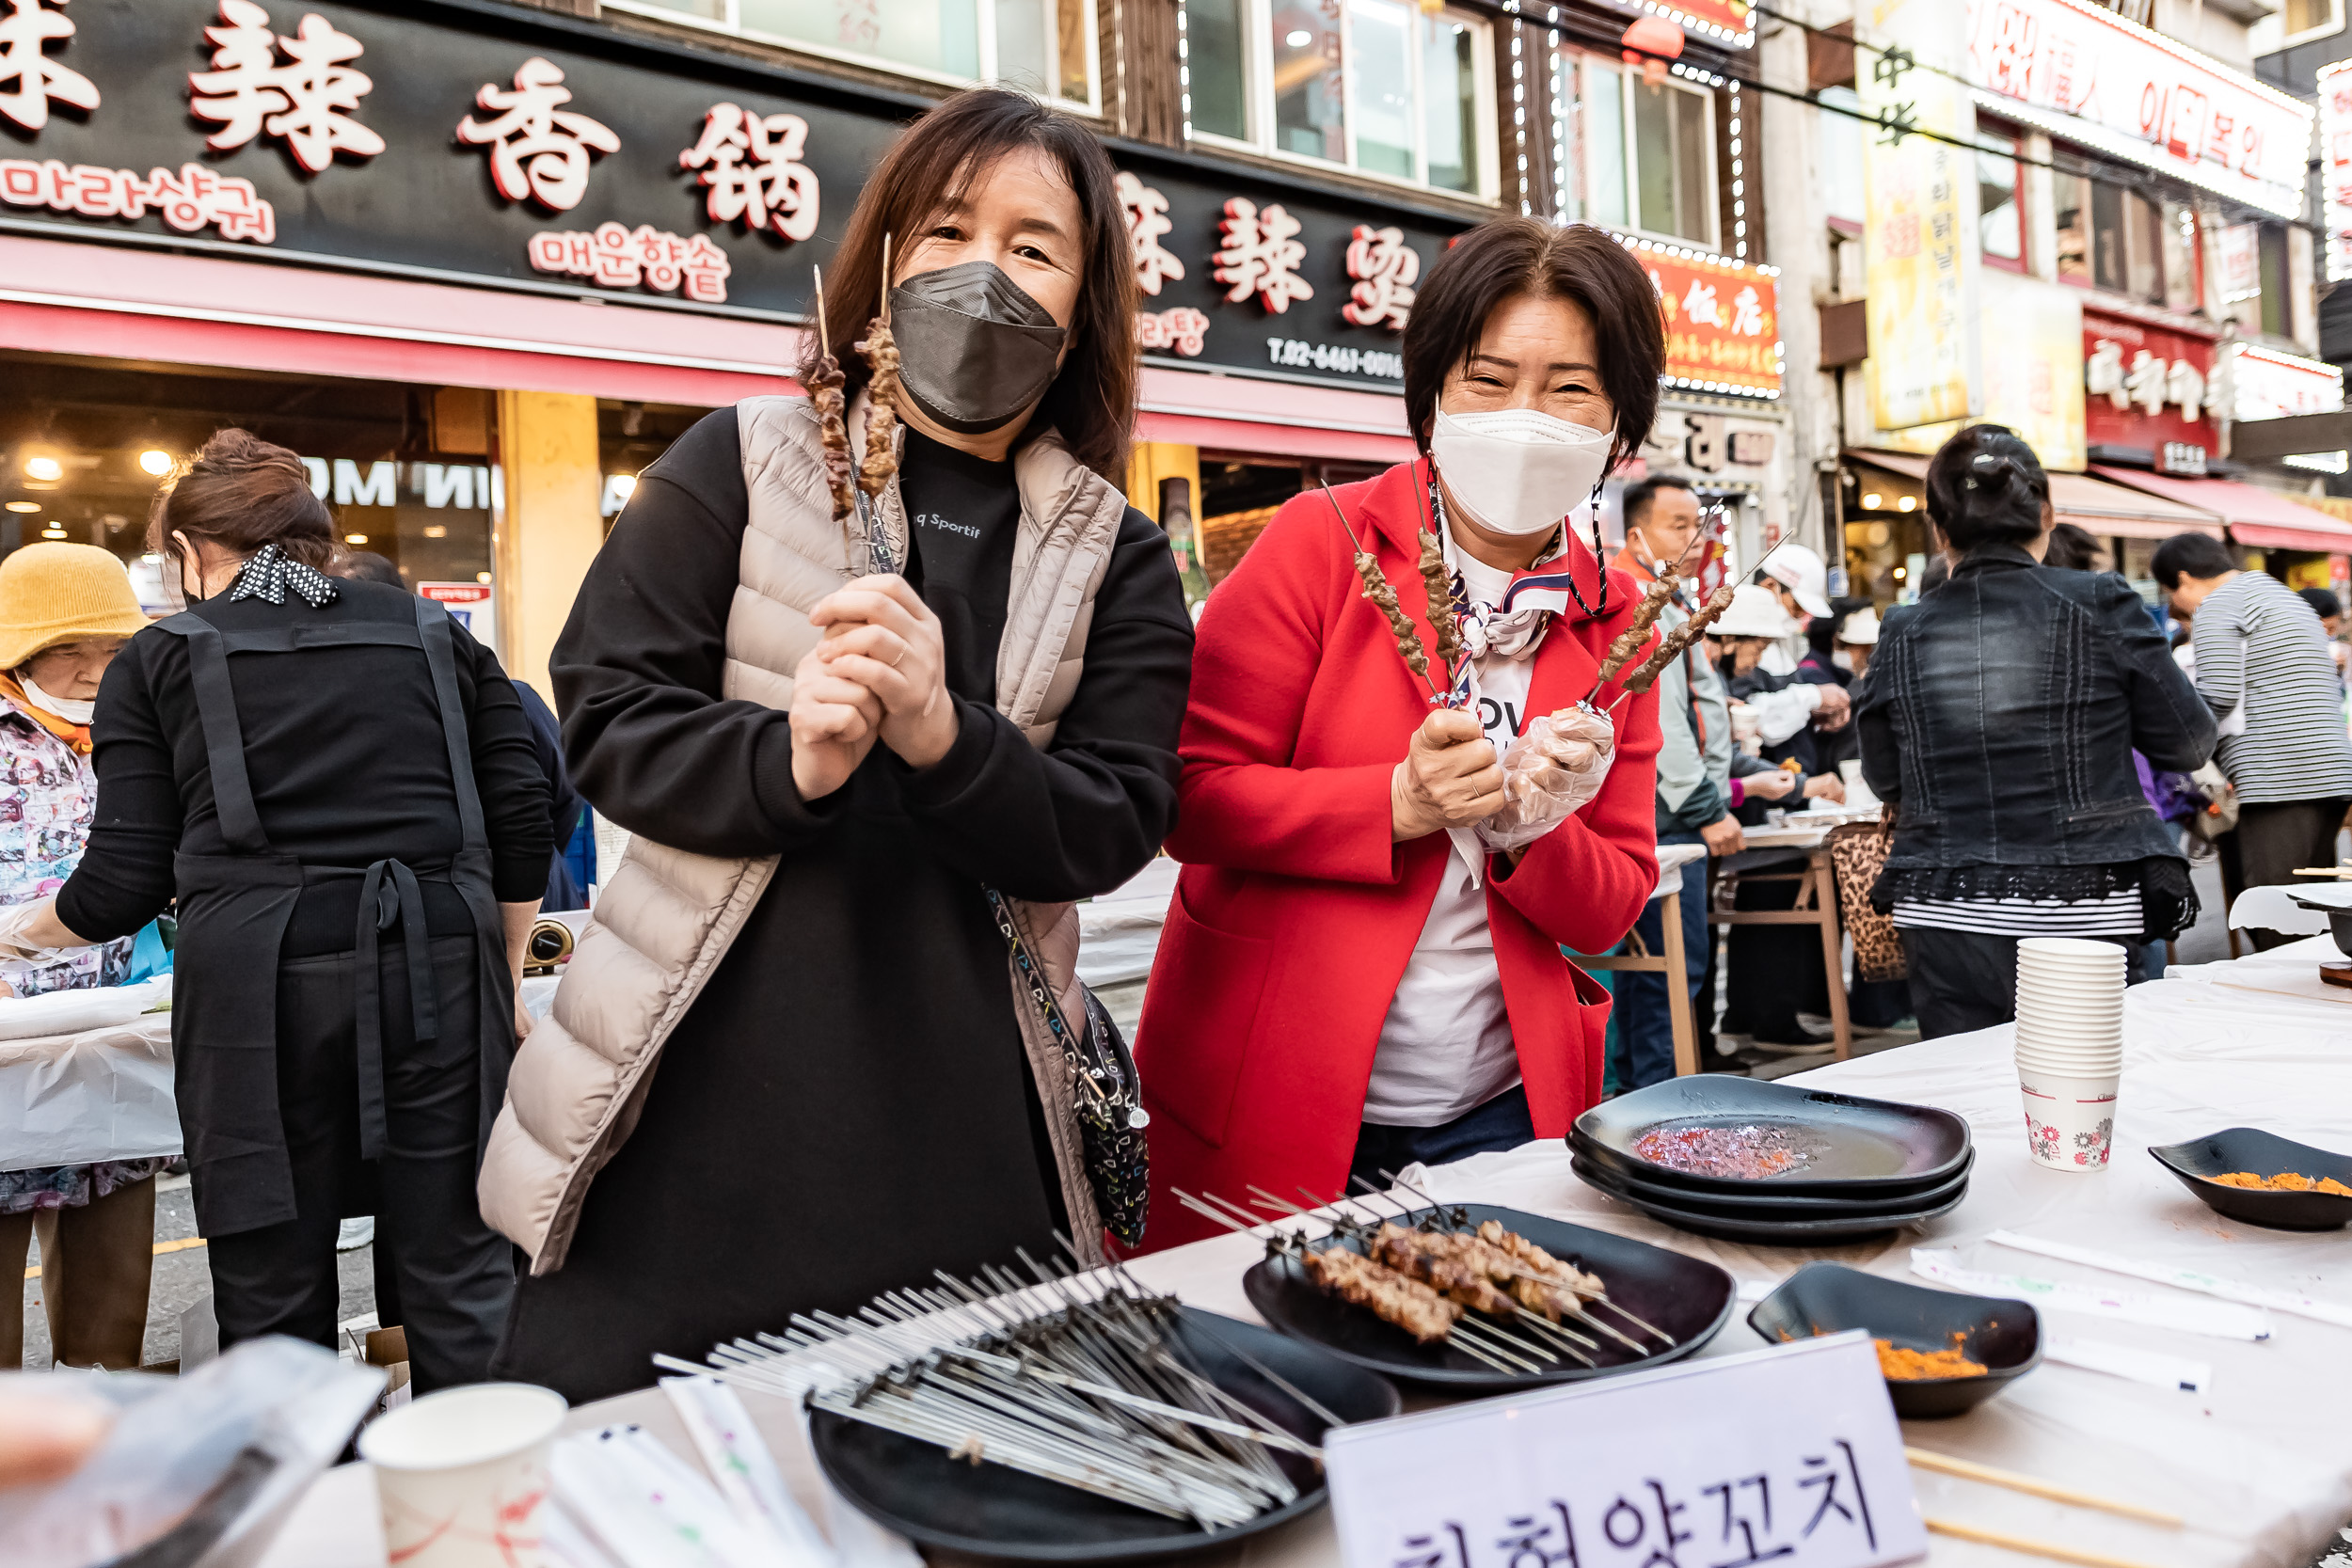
[1619,234,1783,399]
[2081,309,2217,457]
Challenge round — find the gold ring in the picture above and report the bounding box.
[891,647,908,668]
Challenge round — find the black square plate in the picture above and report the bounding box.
[807,1307,1400,1563]
[1240,1202,1734,1394]
[1574,1076,1972,1197]
[1747,1261,2041,1419]
[2148,1128,2352,1231]
[1574,1154,1967,1243]
[1572,1135,1975,1215]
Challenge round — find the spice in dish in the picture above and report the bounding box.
[2209,1171,2352,1195]
[1631,1121,1814,1180]
[1874,1335,1988,1381]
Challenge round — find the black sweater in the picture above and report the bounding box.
[58,579,554,948]
[493,409,1193,1402]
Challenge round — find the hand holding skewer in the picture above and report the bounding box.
[811,573,958,769]
[1391,708,1506,842]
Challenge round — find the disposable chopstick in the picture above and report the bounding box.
[1905,1449,2180,1527]
[1909,1249,2271,1341]
[1989,1230,2352,1331]
[1924,1518,2168,1568]
[2291,867,2352,876]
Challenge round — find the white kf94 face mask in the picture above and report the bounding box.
[1429,407,1614,537]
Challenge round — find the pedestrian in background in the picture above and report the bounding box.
[0,545,158,1370]
[1607,477,1737,1089]
[2155,532,2352,942]
[3,431,552,1390]
[2296,586,2348,695]
[1861,427,2214,1035]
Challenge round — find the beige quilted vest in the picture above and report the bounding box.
[479,395,1127,1275]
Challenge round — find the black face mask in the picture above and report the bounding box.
[888,261,1068,436]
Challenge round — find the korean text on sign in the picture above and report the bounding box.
[1326,1335,1924,1568]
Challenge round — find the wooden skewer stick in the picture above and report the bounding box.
[812,262,831,356]
[2291,866,2352,876]
[1906,1449,2180,1528]
[1922,1517,2169,1568]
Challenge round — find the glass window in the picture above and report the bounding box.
[2054,174,2090,284]
[739,0,980,79]
[623,0,1093,103]
[1978,130,2021,268]
[2122,190,2162,304]
[993,0,1050,92]
[1818,85,1864,226]
[1421,15,1478,194]
[2283,0,2344,41]
[1583,61,1629,228]
[2261,224,2290,338]
[1270,3,1344,162]
[1630,77,1712,245]
[2160,201,2200,314]
[1348,0,1414,180]
[1187,0,1249,139]
[2089,180,2126,293]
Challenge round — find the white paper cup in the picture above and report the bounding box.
[2017,1066,2121,1172]
[362,1383,568,1568]
[2017,937,2128,963]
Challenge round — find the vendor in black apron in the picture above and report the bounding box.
[2,431,553,1390]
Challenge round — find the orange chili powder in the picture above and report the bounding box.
[2210,1172,2352,1196]
[1874,1335,1987,1381]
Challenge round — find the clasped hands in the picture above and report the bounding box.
[789,575,958,802]
[1391,706,1614,847]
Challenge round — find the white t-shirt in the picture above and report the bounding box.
[1361,550,1533,1128]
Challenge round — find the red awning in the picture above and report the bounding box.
[1136,365,1418,465]
[0,231,800,405]
[2090,467,2352,553]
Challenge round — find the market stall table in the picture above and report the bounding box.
[1572,840,1709,1075]
[262,942,2352,1568]
[1712,810,1869,1058]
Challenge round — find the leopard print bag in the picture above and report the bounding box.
[1828,815,1906,983]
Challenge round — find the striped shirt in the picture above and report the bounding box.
[1891,891,2144,938]
[2192,572,2352,805]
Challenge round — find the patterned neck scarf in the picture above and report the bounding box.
[226,543,340,609]
[1432,478,1568,663]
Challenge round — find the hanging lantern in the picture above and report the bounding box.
[1622,16,1684,87]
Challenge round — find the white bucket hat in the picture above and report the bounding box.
[1759,542,1834,619]
[1708,583,1798,640]
[1836,606,1881,645]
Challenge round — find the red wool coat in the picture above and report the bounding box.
[1133,457,1662,1251]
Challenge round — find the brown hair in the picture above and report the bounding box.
[1401,219,1664,472]
[803,87,1137,482]
[149,429,338,577]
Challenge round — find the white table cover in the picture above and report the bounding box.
[263,944,2352,1568]
[0,1001,177,1172]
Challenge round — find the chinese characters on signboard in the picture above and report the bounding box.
[1864,0,1981,431]
[1965,0,2313,220]
[1625,236,1783,398]
[0,0,99,132]
[2321,60,2352,284]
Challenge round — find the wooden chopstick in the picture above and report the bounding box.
[2292,867,2352,876]
[1908,1448,2180,1527]
[1925,1517,2168,1568]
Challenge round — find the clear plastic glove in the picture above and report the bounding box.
[1474,704,1616,852]
[0,899,64,964]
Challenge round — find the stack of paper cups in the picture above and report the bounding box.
[2013,937,2124,1172]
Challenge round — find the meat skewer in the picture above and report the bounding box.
[808,265,858,562]
[1317,481,1446,702]
[855,232,901,506]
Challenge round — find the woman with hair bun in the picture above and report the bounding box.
[1854,423,2215,1037]
[2,429,552,1389]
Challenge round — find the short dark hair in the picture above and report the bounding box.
[1402,220,1663,473]
[802,87,1136,482]
[2042,521,2101,572]
[2298,585,2342,621]
[1622,475,1695,531]
[1925,424,2048,552]
[2150,531,2235,588]
[148,428,337,578]
[333,550,406,589]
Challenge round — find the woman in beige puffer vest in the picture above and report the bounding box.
[485,89,1193,1402]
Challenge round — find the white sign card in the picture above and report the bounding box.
[1325,1333,1925,1568]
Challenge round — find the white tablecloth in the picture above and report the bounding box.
[264,942,2352,1568]
[0,1003,178,1172]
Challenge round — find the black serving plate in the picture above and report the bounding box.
[1241,1202,1734,1394]
[1573,1155,1967,1243]
[1748,1262,2042,1419]
[1571,1143,1976,1216]
[1574,1075,1972,1197]
[2149,1128,2352,1232]
[808,1307,1398,1563]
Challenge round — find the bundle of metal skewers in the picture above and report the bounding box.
[654,1251,1319,1530]
[1175,1175,1676,1377]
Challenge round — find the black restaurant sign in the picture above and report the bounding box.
[0,0,1470,390]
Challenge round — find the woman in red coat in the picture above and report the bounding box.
[1135,219,1666,1248]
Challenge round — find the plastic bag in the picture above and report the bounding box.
[1474,705,1616,852]
[0,1336,382,1568]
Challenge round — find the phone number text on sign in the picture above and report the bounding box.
[1326,1336,1925,1568]
[1267,337,1405,381]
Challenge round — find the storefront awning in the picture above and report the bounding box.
[1846,451,2224,539]
[2089,467,2352,553]
[0,233,802,407]
[1136,366,1418,466]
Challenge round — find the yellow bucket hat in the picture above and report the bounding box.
[0,543,153,673]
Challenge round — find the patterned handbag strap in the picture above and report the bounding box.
[982,885,1146,1129]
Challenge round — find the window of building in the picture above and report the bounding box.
[609,0,1098,107]
[1555,55,1715,246]
[1817,85,1865,228]
[1977,126,2023,271]
[2283,0,2345,46]
[2054,167,2192,309]
[1186,0,1491,197]
[2260,223,2291,339]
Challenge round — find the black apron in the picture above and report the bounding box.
[160,597,514,1239]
